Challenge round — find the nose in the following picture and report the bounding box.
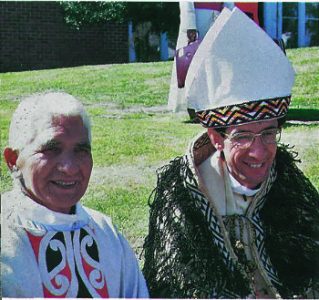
[56,153,80,175]
[248,135,268,160]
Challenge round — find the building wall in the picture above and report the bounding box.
[0,1,128,72]
[263,2,319,48]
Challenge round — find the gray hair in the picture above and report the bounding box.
[9,92,91,152]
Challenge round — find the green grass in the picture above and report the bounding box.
[1,47,318,109]
[287,47,319,109]
[0,62,171,107]
[281,124,319,188]
[83,186,151,254]
[91,113,200,166]
[1,46,319,257]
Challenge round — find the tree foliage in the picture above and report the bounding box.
[60,2,127,29]
[60,2,179,62]
[60,1,179,35]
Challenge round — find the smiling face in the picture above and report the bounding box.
[208,119,278,189]
[15,115,93,214]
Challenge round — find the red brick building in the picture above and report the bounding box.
[0,2,129,72]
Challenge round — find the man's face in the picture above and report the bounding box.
[209,119,278,189]
[16,115,93,214]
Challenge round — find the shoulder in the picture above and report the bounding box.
[82,205,112,223]
[81,206,141,263]
[275,145,318,197]
[81,205,137,256]
[1,189,23,220]
[150,156,194,205]
[264,144,319,227]
[82,205,117,233]
[262,145,319,296]
[275,145,300,171]
[81,205,134,246]
[155,155,194,185]
[157,156,187,174]
[2,189,18,206]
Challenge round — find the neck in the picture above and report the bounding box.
[228,172,260,196]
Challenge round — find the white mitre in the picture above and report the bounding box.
[184,7,295,128]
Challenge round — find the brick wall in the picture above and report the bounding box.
[0,1,128,72]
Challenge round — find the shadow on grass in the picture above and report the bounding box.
[287,108,319,121]
[183,119,200,124]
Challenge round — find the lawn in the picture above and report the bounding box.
[1,46,318,259]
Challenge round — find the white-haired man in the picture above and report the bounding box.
[143,8,319,299]
[2,92,149,298]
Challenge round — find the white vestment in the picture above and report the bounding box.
[1,187,149,298]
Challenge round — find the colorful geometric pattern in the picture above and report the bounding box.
[196,96,291,128]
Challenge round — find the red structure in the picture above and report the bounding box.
[235,2,260,25]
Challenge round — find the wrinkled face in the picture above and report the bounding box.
[209,119,278,189]
[16,115,93,214]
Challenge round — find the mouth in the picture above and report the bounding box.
[245,162,263,169]
[51,180,77,189]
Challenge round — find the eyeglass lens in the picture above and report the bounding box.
[231,129,280,148]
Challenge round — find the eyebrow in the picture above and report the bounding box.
[41,139,60,149]
[233,125,278,134]
[40,140,91,150]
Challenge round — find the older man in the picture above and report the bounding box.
[143,8,319,299]
[2,92,149,298]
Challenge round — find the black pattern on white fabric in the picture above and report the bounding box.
[183,155,282,295]
[249,165,282,287]
[185,181,236,273]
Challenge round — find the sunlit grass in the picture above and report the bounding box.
[1,47,318,254]
[0,62,171,107]
[287,47,319,107]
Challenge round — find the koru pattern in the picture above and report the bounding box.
[26,226,109,298]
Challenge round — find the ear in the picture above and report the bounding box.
[207,128,225,151]
[3,148,18,171]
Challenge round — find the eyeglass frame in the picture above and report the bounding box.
[222,127,282,149]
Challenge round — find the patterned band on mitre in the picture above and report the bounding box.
[196,96,291,128]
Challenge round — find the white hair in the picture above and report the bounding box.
[9,92,91,152]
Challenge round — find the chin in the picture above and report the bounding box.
[245,176,266,189]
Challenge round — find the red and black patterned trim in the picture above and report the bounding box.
[196,96,291,128]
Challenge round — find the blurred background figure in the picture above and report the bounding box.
[168,2,261,122]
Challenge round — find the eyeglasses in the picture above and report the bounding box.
[223,128,281,149]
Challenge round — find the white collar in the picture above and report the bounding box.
[3,187,91,233]
[228,172,260,197]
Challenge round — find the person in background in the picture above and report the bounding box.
[1,92,149,298]
[168,2,235,121]
[144,8,318,298]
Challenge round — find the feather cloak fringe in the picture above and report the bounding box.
[143,145,319,298]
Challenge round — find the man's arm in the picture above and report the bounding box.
[179,2,197,44]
